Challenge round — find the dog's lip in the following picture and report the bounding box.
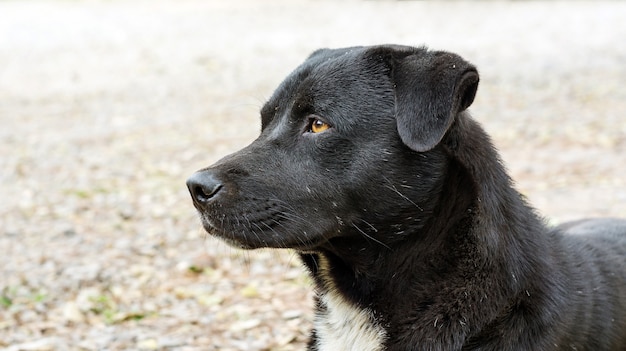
[222,231,328,251]
[199,218,329,250]
[285,236,330,251]
[195,205,335,250]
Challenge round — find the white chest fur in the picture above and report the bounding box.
[314,290,386,351]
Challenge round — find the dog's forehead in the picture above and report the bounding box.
[261,48,391,126]
[271,48,368,101]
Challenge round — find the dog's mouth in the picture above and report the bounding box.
[195,203,333,251]
[200,221,329,251]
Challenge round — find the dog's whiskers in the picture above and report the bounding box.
[383,176,424,212]
[275,211,310,228]
[352,223,391,250]
[270,197,316,226]
[260,221,283,245]
[358,218,379,233]
[242,214,264,246]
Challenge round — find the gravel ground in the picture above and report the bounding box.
[1,0,625,350]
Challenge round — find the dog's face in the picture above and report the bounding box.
[187,45,478,250]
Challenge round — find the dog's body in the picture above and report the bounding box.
[187,45,626,350]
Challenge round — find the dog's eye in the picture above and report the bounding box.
[308,118,331,134]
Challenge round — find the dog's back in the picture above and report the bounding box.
[555,219,626,348]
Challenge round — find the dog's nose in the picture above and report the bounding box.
[186,171,223,205]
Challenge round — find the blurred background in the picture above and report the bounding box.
[1,0,625,350]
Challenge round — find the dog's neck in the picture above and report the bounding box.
[442,114,544,255]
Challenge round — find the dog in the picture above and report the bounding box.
[186,45,626,350]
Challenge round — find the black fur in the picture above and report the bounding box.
[187,45,626,350]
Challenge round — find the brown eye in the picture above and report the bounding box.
[309,118,331,133]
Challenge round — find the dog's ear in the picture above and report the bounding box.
[386,48,479,152]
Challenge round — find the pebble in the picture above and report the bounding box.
[61,301,85,323]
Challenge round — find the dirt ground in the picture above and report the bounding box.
[1,0,625,350]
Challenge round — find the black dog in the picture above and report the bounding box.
[187,45,626,350]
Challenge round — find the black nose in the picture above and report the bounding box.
[186,171,223,205]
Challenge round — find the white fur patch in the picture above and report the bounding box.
[315,291,386,351]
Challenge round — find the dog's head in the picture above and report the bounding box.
[187,45,478,250]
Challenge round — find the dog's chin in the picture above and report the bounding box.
[199,220,329,251]
[198,222,251,249]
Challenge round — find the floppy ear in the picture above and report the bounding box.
[392,49,479,152]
